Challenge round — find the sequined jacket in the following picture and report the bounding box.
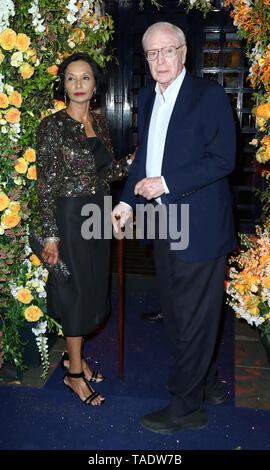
[36,109,129,239]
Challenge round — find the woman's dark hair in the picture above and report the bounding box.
[54,52,107,102]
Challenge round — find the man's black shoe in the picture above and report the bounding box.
[140,405,208,435]
[141,310,163,322]
[204,381,226,405]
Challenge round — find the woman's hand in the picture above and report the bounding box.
[130,146,138,161]
[42,242,59,267]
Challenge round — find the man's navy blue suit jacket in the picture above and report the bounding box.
[121,71,238,263]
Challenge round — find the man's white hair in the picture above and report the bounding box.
[142,22,186,51]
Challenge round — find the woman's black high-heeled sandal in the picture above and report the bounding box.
[63,371,105,406]
[60,351,104,383]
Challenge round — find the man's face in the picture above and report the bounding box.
[144,26,187,93]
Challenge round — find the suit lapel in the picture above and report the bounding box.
[138,85,156,177]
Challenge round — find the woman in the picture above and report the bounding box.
[36,53,133,406]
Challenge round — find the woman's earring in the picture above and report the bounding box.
[64,90,67,105]
[92,88,97,104]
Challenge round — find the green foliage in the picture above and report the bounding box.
[0,0,115,375]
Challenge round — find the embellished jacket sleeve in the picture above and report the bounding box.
[94,113,130,183]
[36,117,60,239]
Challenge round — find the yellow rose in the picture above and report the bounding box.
[0,28,17,50]
[0,92,9,109]
[15,157,28,174]
[16,33,31,52]
[1,212,21,228]
[25,48,37,64]
[24,305,43,322]
[0,192,10,211]
[20,63,34,80]
[17,288,33,304]
[47,65,59,75]
[249,306,260,316]
[23,148,36,162]
[0,50,4,65]
[30,254,41,267]
[8,91,22,108]
[263,277,270,289]
[5,107,21,124]
[27,165,37,180]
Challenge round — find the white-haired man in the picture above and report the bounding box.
[112,22,237,434]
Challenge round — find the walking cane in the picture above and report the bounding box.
[118,236,124,379]
[115,215,124,379]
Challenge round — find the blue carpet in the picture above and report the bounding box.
[0,290,269,450]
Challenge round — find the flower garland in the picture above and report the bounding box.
[224,0,270,223]
[223,0,270,338]
[226,227,270,341]
[0,0,114,376]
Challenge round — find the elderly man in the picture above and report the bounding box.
[112,22,237,434]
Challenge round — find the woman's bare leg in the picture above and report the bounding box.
[64,336,104,405]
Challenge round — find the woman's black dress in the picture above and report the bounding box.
[46,137,112,336]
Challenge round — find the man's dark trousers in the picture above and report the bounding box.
[153,236,227,417]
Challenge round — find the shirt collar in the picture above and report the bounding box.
[155,66,186,103]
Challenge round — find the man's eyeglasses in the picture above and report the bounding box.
[145,44,185,62]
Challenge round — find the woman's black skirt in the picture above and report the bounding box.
[46,194,110,337]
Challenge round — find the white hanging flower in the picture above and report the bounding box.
[28,0,46,33]
[0,73,4,92]
[32,320,47,336]
[0,0,15,33]
[67,0,79,24]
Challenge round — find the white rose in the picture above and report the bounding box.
[13,176,22,185]
[4,84,14,94]
[10,51,24,68]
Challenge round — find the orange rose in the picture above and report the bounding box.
[17,288,33,304]
[16,33,31,52]
[8,91,22,108]
[15,157,28,174]
[24,305,43,322]
[256,102,270,120]
[263,277,270,289]
[0,28,17,50]
[0,192,10,211]
[23,148,36,162]
[54,100,66,111]
[1,212,21,229]
[5,107,21,124]
[260,255,270,265]
[20,63,34,80]
[0,92,9,109]
[47,65,59,75]
[27,165,37,180]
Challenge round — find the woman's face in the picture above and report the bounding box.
[64,60,96,105]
